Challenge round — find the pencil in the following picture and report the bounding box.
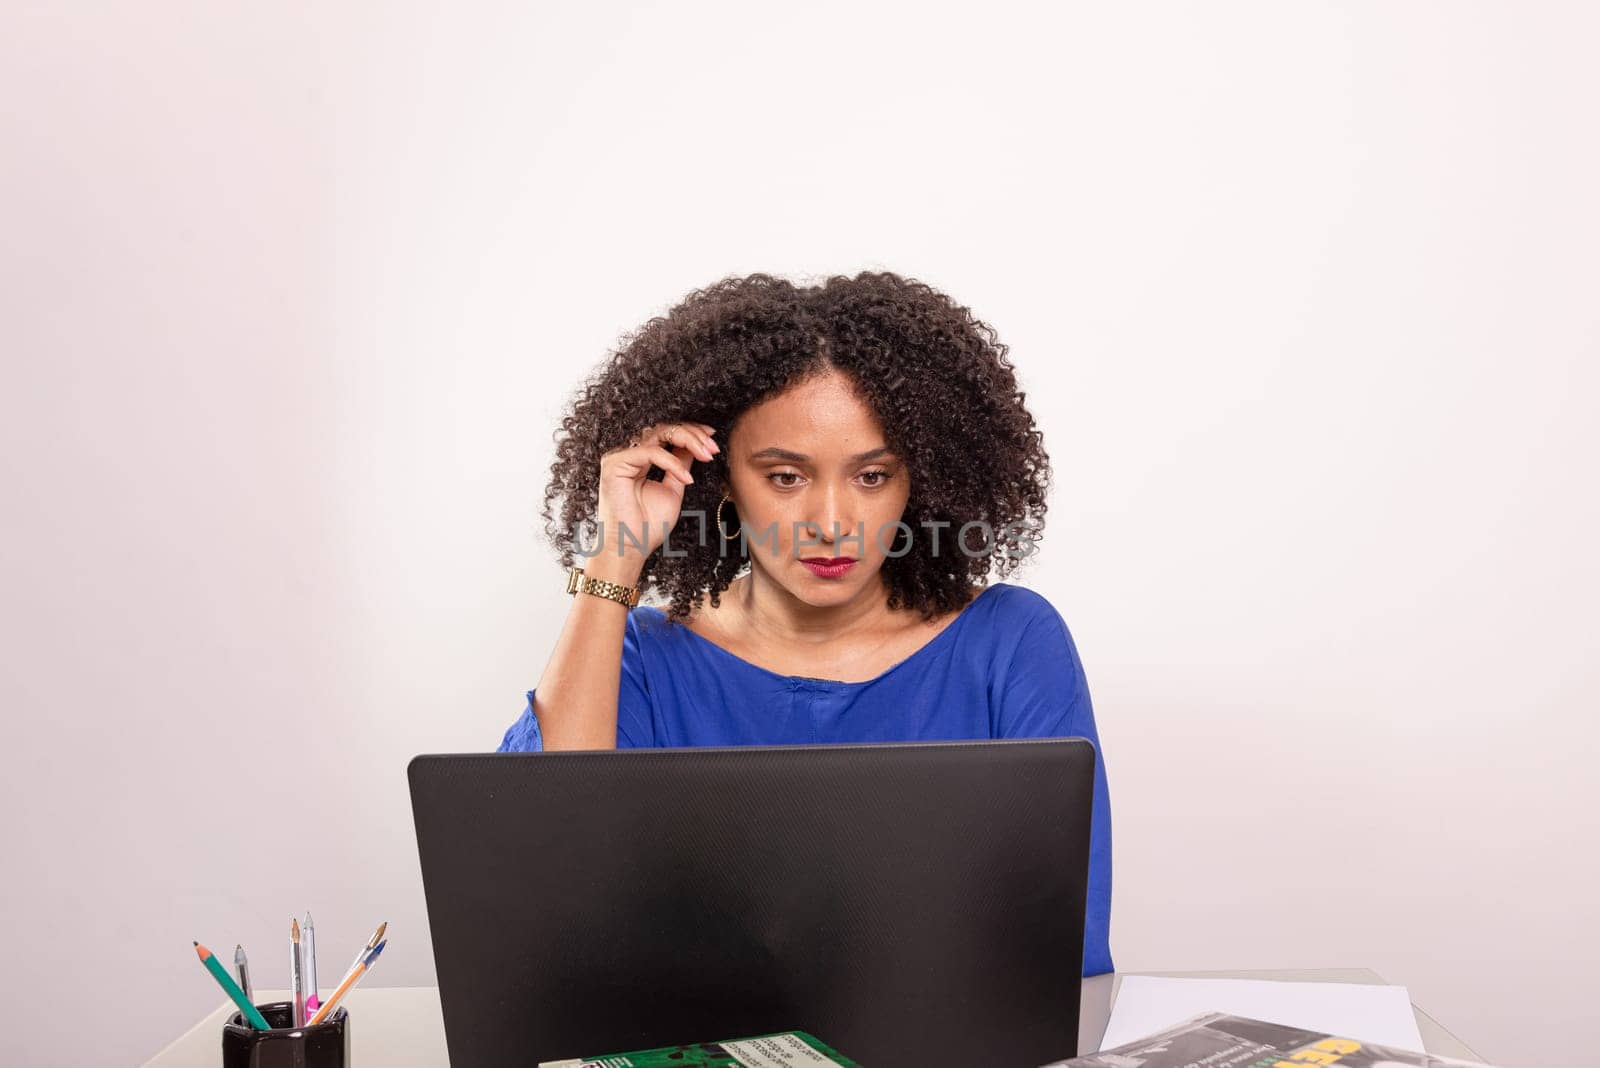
[290,917,306,1027]
[307,939,385,1026]
[194,942,271,1031]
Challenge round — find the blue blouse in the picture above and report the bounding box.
[497,580,1114,976]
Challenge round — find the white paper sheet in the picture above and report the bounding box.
[1099,976,1426,1053]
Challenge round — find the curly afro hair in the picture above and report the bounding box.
[541,270,1052,623]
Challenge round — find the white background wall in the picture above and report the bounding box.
[2,3,1595,1065]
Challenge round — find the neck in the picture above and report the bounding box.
[732,565,892,648]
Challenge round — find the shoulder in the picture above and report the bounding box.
[633,585,745,648]
[622,605,665,655]
[970,582,1069,636]
[983,585,1097,737]
[975,581,1055,615]
[971,583,1084,674]
[625,603,701,657]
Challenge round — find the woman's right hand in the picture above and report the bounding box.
[593,421,720,573]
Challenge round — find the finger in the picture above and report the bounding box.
[657,423,718,460]
[685,426,719,457]
[603,441,690,482]
[643,445,694,485]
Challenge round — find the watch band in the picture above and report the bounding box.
[566,566,642,608]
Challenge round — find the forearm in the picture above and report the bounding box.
[533,553,646,751]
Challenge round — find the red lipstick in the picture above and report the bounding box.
[801,557,857,579]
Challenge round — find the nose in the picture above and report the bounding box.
[807,481,854,550]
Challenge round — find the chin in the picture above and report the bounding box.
[787,564,869,600]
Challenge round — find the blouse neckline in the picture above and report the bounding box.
[650,582,1004,689]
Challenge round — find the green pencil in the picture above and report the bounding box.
[195,941,272,1030]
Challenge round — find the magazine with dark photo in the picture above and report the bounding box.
[1037,1012,1499,1068]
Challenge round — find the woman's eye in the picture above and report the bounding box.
[766,471,892,488]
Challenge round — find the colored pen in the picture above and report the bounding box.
[346,920,387,975]
[233,943,252,1004]
[308,939,385,1026]
[302,912,319,1014]
[194,942,271,1031]
[290,917,306,1027]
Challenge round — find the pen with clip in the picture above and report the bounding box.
[194,942,271,1031]
[346,920,386,975]
[303,912,319,1014]
[233,944,252,1004]
[308,939,385,1027]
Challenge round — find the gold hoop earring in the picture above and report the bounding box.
[716,493,742,541]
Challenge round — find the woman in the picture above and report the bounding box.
[498,270,1113,976]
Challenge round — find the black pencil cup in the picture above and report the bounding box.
[221,1001,350,1068]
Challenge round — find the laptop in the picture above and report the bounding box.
[408,738,1097,1068]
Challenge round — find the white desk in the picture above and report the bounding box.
[146,969,1484,1065]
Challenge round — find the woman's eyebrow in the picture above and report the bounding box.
[749,446,894,463]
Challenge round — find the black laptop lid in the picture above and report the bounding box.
[408,738,1095,1068]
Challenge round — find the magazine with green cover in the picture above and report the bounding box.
[538,1029,865,1068]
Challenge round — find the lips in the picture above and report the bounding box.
[801,557,857,578]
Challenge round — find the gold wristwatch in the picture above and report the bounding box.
[566,565,642,609]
